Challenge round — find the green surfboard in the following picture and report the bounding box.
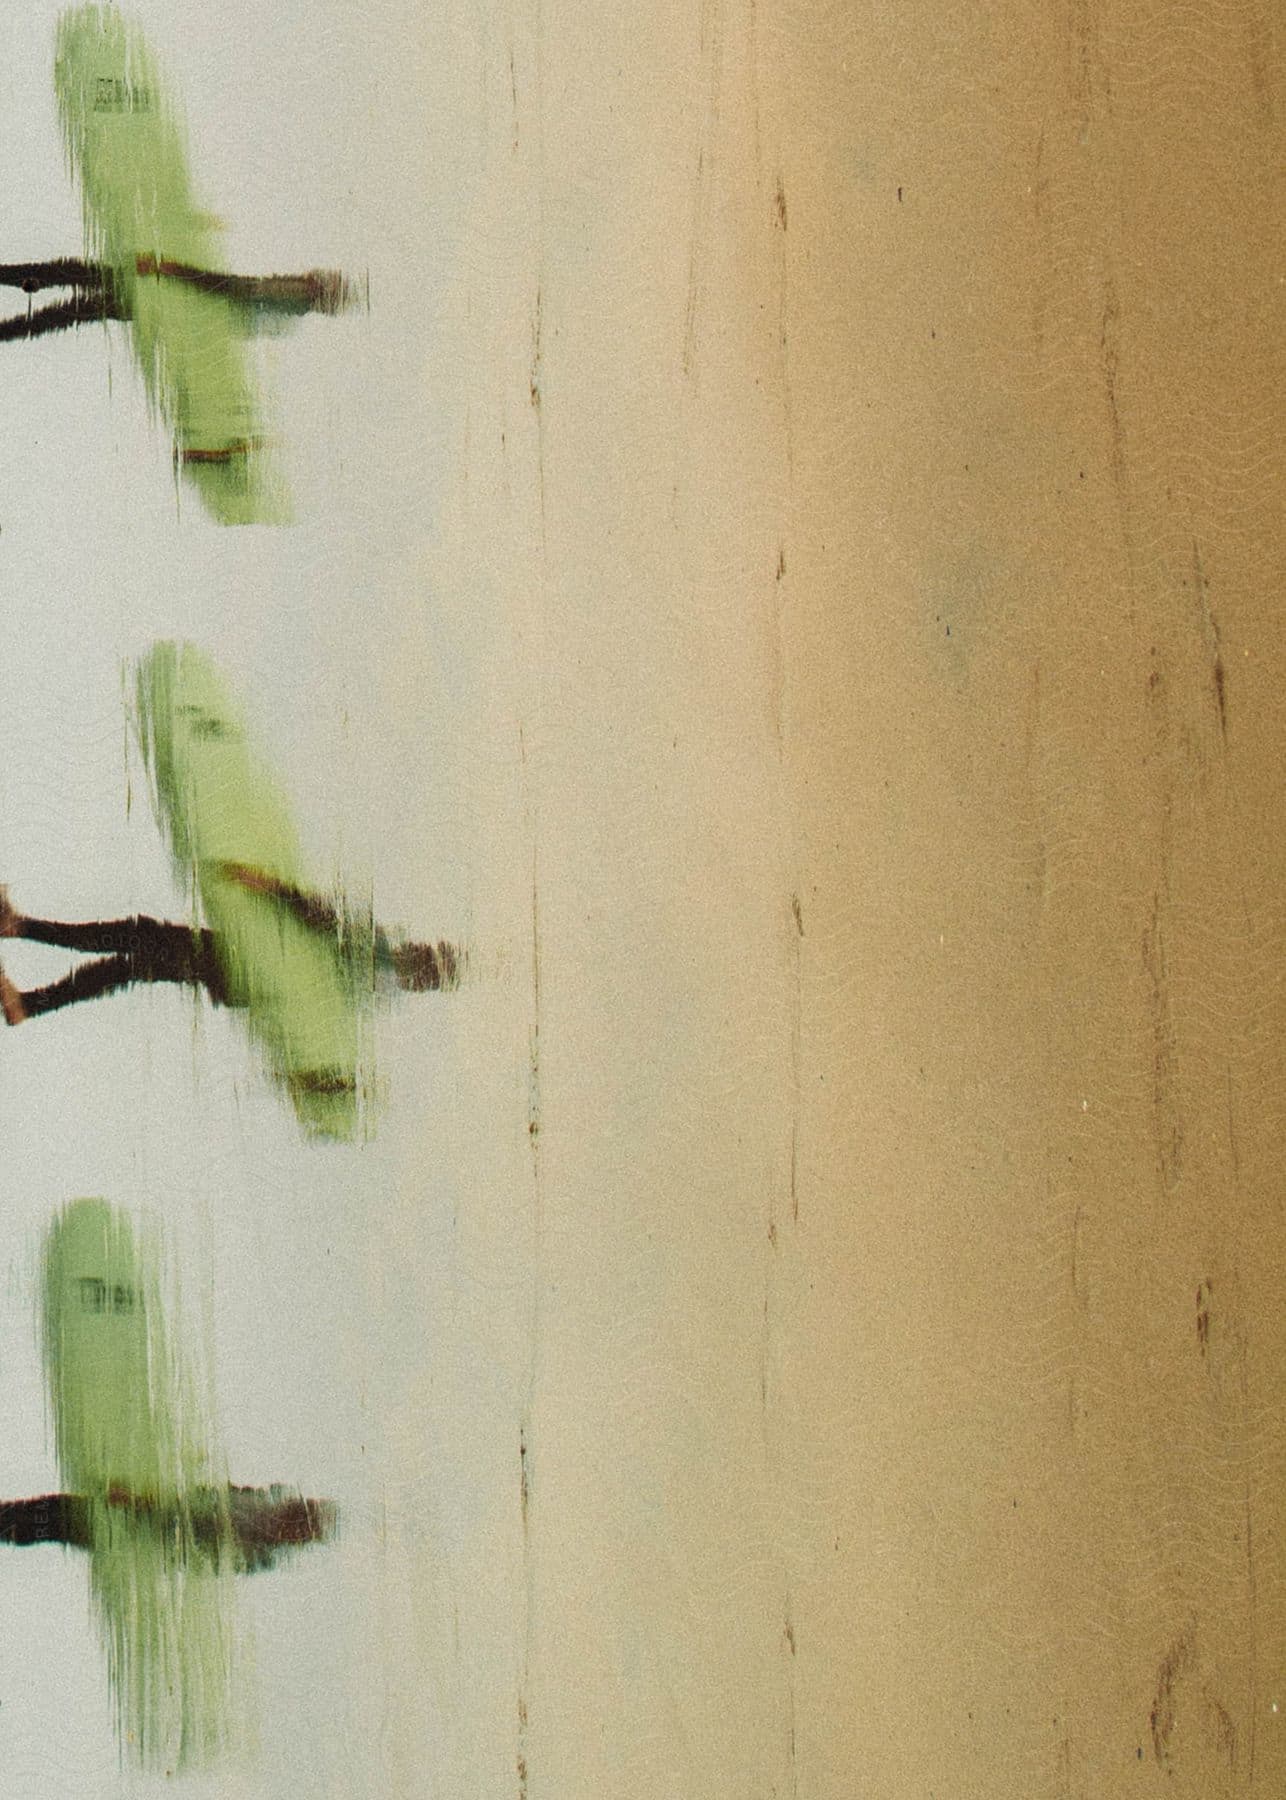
[42,1199,240,1771]
[134,641,373,1141]
[54,5,286,523]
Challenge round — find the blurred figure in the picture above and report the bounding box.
[0,1484,336,1573]
[0,875,460,1028]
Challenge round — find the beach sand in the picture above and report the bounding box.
[378,3,1285,1795]
[0,2,1281,1794]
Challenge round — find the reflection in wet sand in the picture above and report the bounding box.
[0,1486,335,1573]
[0,6,368,522]
[0,888,460,1140]
[0,255,360,340]
[35,1198,336,1771]
[136,639,464,1138]
[0,640,464,1141]
[0,899,458,1018]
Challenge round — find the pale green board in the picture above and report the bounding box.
[135,641,373,1140]
[55,5,286,522]
[42,1199,239,1771]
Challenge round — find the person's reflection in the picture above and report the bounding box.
[0,255,359,343]
[0,1485,336,1573]
[0,872,461,1029]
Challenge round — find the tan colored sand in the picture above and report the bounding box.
[356,3,1286,1795]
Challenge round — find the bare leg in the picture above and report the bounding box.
[135,255,357,316]
[0,961,25,1024]
[214,864,462,990]
[214,862,340,933]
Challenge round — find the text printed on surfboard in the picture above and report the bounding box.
[93,77,153,115]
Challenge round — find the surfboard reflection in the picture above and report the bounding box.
[0,8,367,522]
[29,1198,337,1770]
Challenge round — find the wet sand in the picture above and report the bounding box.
[0,2,1281,1794]
[375,2,1286,1796]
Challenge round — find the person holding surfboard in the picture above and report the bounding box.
[35,1197,331,1768]
[0,1484,336,1572]
[1,641,463,1139]
[0,876,461,1024]
[0,255,359,342]
[8,5,368,520]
